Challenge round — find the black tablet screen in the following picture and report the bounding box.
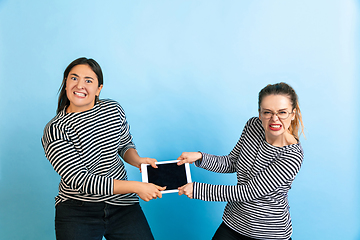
[147,163,188,190]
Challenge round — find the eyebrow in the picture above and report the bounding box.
[262,108,289,111]
[70,73,94,80]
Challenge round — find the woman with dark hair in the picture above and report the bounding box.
[42,57,164,240]
[178,82,304,240]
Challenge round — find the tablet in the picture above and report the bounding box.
[141,160,192,194]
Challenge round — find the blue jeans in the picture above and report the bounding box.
[55,200,154,240]
[212,222,292,240]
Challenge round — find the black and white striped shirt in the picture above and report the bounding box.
[42,99,138,206]
[193,117,303,240]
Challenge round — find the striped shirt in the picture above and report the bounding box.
[42,99,138,206]
[193,117,303,240]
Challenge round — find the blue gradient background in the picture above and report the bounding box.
[0,1,359,239]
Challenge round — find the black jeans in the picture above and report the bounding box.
[212,222,292,240]
[55,200,154,240]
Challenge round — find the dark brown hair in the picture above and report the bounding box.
[258,82,305,139]
[57,57,103,114]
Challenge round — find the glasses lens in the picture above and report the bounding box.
[261,111,290,120]
[278,111,289,119]
[261,111,272,119]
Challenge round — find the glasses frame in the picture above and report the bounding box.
[260,109,294,120]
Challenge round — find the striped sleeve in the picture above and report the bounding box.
[116,104,136,158]
[42,124,114,196]
[194,119,250,173]
[193,149,303,202]
[195,152,238,173]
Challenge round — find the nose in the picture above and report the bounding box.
[76,80,84,89]
[271,113,279,121]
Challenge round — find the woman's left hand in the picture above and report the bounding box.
[139,157,158,172]
[178,183,194,199]
[123,149,158,171]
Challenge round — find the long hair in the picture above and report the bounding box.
[258,82,305,140]
[57,57,104,114]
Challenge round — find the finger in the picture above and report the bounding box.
[177,153,186,160]
[178,186,185,195]
[155,189,163,198]
[177,160,184,165]
[145,158,157,168]
[154,185,166,191]
[178,189,183,196]
[142,194,151,202]
[178,159,188,165]
[150,161,158,168]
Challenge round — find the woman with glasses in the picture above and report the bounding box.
[177,82,304,240]
[42,57,165,240]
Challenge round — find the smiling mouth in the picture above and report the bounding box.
[74,91,86,97]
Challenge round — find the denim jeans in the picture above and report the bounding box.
[55,200,154,240]
[212,222,292,240]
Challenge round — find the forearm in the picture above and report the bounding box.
[193,182,255,202]
[123,148,142,168]
[114,179,166,201]
[123,148,158,170]
[113,179,140,195]
[196,152,237,173]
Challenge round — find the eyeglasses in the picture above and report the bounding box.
[260,110,293,120]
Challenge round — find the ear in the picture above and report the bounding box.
[292,109,296,120]
[96,84,103,96]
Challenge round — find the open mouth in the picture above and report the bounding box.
[74,91,86,97]
[269,124,282,131]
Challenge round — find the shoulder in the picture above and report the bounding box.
[246,117,262,127]
[42,113,68,144]
[287,143,304,157]
[43,111,65,132]
[99,98,118,106]
[243,117,264,136]
[282,143,304,166]
[97,99,128,122]
[98,99,125,113]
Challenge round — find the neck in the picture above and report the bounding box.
[265,131,297,147]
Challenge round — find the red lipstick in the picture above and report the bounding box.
[269,124,282,131]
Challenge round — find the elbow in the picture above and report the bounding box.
[61,171,87,193]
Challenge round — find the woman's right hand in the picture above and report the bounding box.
[135,182,166,202]
[177,152,202,165]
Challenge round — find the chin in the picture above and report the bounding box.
[266,130,284,138]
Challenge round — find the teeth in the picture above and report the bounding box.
[74,92,86,97]
[270,125,281,128]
